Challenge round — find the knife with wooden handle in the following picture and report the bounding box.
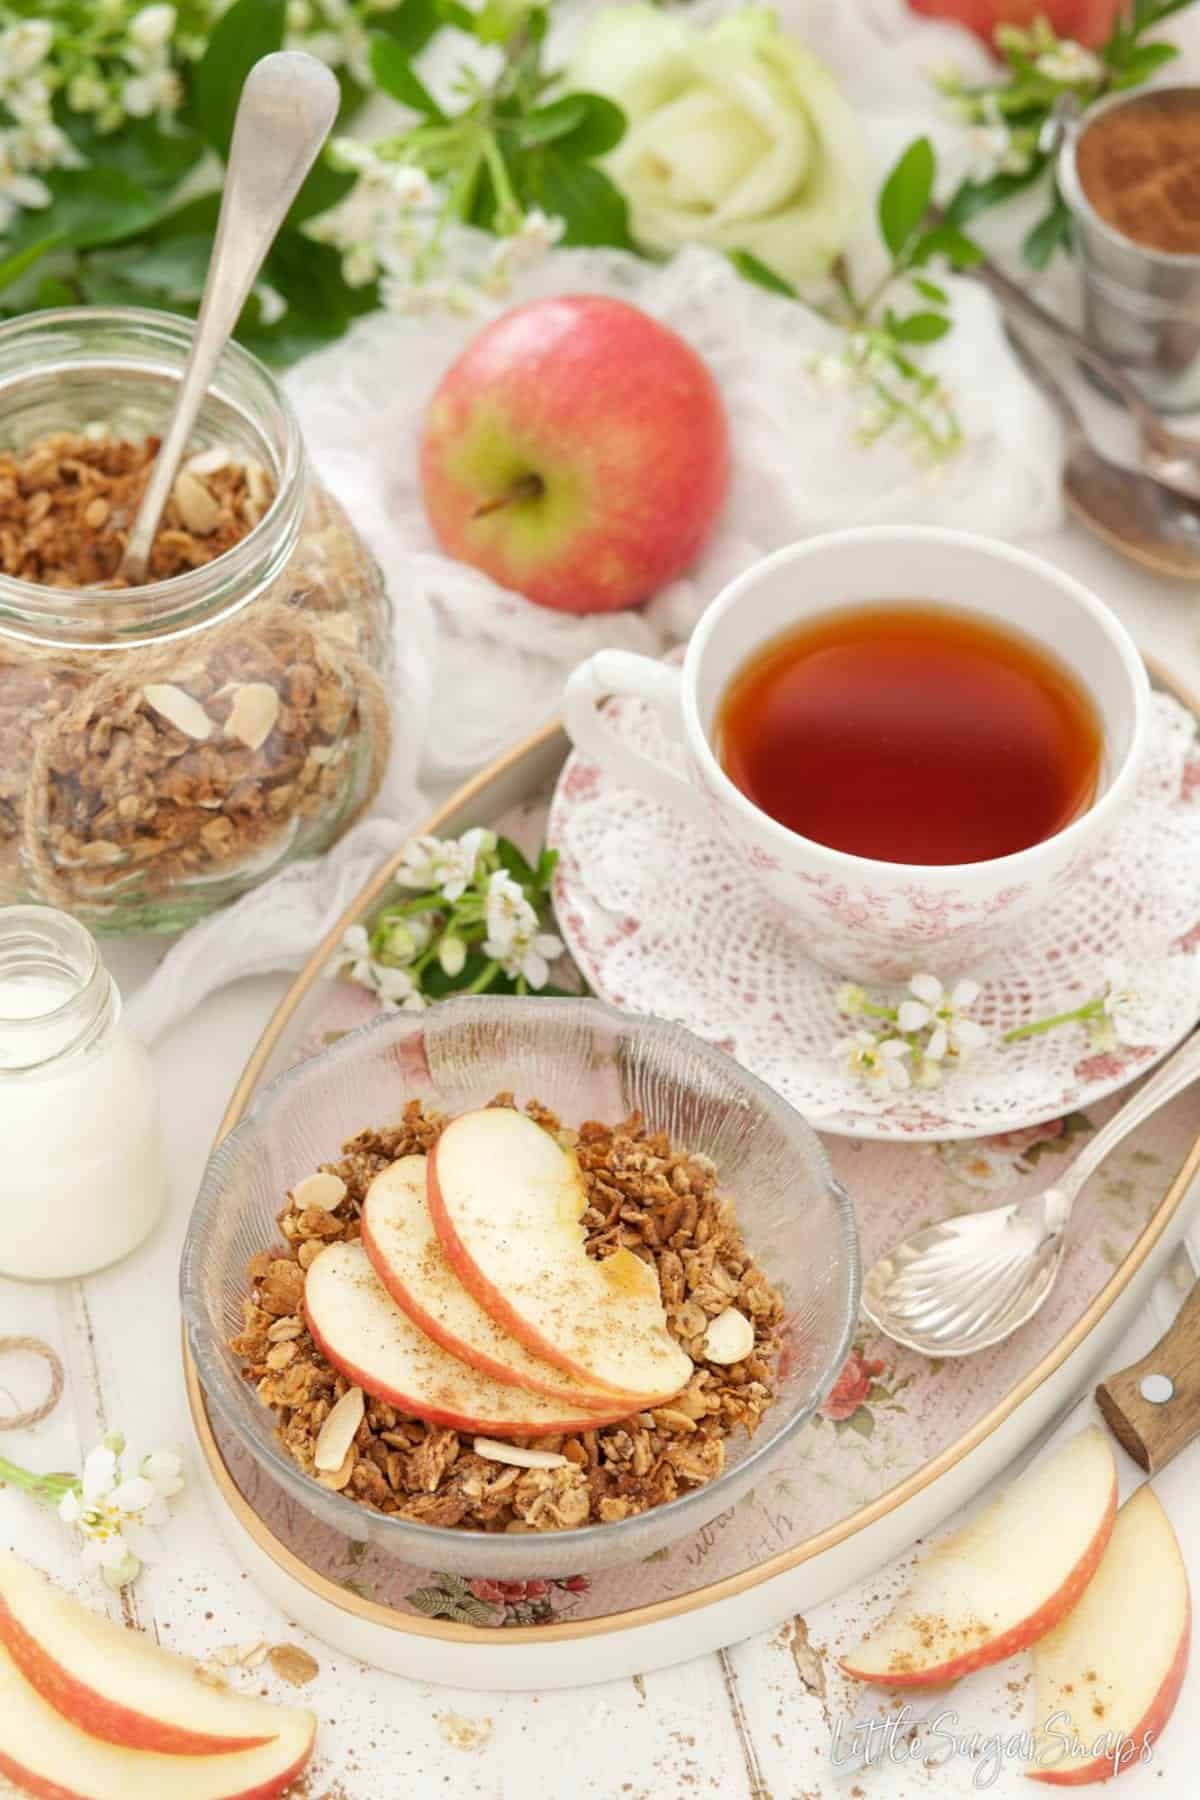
[1095,1277,1200,1473]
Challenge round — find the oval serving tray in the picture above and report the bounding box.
[185,676,1200,1692]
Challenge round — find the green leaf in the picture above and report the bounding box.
[287,158,357,227]
[407,1585,461,1618]
[437,1571,471,1597]
[727,249,797,298]
[878,136,935,260]
[369,33,444,117]
[1110,40,1178,87]
[496,835,535,886]
[911,275,948,305]
[526,92,626,159]
[32,274,79,309]
[847,1408,875,1438]
[0,233,63,295]
[374,0,442,56]
[100,233,213,301]
[6,169,175,256]
[887,310,951,344]
[188,0,287,156]
[56,108,207,196]
[533,155,633,249]
[1022,201,1073,270]
[534,845,558,890]
[945,159,1045,227]
[910,222,982,268]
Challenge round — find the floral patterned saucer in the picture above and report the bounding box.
[548,687,1200,1141]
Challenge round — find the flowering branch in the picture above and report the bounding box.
[938,0,1196,268]
[0,1432,184,1590]
[808,137,982,471]
[834,972,987,1092]
[337,826,572,1008]
[1004,962,1170,1050]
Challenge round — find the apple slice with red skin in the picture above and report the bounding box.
[304,1241,638,1435]
[0,1552,285,1755]
[428,1107,693,1406]
[840,1427,1118,1686]
[1027,1482,1191,1785]
[0,1642,314,1800]
[362,1155,617,1411]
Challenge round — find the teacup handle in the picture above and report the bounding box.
[563,651,713,827]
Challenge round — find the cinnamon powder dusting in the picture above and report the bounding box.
[1077,91,1200,256]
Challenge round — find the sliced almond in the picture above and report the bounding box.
[702,1307,755,1366]
[292,1171,347,1213]
[315,1445,356,1491]
[266,1316,303,1342]
[186,445,234,477]
[237,1639,268,1667]
[172,468,221,534]
[225,682,280,752]
[143,683,213,741]
[472,1437,569,1471]
[314,1385,365,1473]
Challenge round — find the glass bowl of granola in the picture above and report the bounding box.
[0,308,391,933]
[182,997,860,1577]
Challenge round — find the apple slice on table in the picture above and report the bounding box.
[0,1552,291,1755]
[0,1644,314,1800]
[363,1155,618,1411]
[428,1107,693,1406]
[305,1241,638,1435]
[1028,1483,1191,1785]
[840,1427,1118,1686]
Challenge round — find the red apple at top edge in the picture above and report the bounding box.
[908,0,1125,48]
[418,294,730,615]
[1028,1483,1191,1785]
[840,1428,1118,1687]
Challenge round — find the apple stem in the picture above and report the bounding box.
[472,472,544,519]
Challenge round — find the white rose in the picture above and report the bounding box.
[569,5,868,288]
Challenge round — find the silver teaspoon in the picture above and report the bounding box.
[863,1029,1200,1358]
[120,51,339,585]
[1005,324,1200,580]
[927,205,1200,507]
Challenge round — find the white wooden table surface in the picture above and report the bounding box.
[4,492,1200,1796]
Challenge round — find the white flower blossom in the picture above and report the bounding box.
[388,164,435,208]
[482,869,561,987]
[129,5,177,51]
[58,1435,183,1590]
[438,936,467,979]
[397,827,494,902]
[373,962,425,1009]
[898,973,987,1062]
[339,923,375,988]
[121,68,181,119]
[834,1030,911,1093]
[1035,42,1103,85]
[2,21,53,78]
[1096,961,1173,1050]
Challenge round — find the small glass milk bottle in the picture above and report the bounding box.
[0,906,166,1279]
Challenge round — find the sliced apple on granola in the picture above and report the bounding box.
[304,1241,638,1436]
[428,1107,693,1407]
[362,1154,618,1411]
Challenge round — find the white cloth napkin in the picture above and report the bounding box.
[126,0,1066,1045]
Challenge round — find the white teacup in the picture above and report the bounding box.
[563,527,1150,980]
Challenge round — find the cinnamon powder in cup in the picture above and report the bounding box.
[1076,89,1200,257]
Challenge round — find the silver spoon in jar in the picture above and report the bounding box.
[1005,323,1200,579]
[862,1028,1200,1358]
[120,51,339,585]
[927,207,1200,506]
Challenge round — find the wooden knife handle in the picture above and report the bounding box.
[1095,1279,1200,1473]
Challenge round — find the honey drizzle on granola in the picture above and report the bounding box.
[231,1097,784,1534]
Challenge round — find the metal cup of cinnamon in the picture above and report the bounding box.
[1059,84,1200,413]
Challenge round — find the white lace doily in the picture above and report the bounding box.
[548,687,1200,1140]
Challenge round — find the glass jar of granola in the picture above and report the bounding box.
[0,309,392,933]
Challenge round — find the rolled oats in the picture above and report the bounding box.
[231,1099,784,1534]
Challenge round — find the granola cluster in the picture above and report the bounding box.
[230,1099,785,1534]
[0,432,270,587]
[0,435,391,924]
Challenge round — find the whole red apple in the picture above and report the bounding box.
[908,0,1124,48]
[418,295,730,615]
